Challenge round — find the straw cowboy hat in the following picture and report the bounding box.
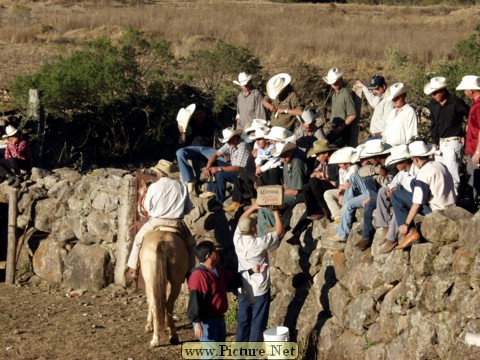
[323,67,344,85]
[233,72,254,86]
[328,147,360,165]
[385,144,411,166]
[271,141,297,157]
[150,159,180,178]
[307,139,337,158]
[219,127,243,143]
[264,126,294,142]
[357,139,392,159]
[176,103,196,130]
[248,127,270,141]
[2,125,18,139]
[456,75,480,90]
[244,119,268,133]
[408,141,435,157]
[266,73,291,99]
[387,83,408,101]
[423,77,448,95]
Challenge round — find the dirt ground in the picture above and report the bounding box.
[0,276,237,360]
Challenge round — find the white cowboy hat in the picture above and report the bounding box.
[244,119,268,134]
[150,159,180,178]
[322,67,344,85]
[233,72,253,86]
[264,126,294,142]
[423,77,448,95]
[357,139,392,159]
[328,147,360,165]
[2,125,18,139]
[456,75,480,91]
[306,139,337,158]
[386,82,408,101]
[176,103,196,130]
[271,141,297,157]
[408,141,435,157]
[385,144,411,166]
[266,73,291,99]
[248,126,270,141]
[219,127,243,143]
[299,109,315,125]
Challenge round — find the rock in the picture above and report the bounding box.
[52,167,83,184]
[417,273,455,312]
[452,247,474,274]
[50,217,76,243]
[458,216,480,253]
[86,210,116,243]
[432,244,456,273]
[34,198,60,233]
[364,343,386,360]
[410,243,439,277]
[316,319,343,359]
[329,284,351,323]
[47,179,73,202]
[30,167,52,182]
[91,191,119,214]
[421,207,473,245]
[404,310,438,359]
[345,291,378,335]
[328,331,365,360]
[270,240,301,276]
[32,236,64,283]
[63,243,113,290]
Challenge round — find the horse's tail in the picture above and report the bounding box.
[152,234,172,332]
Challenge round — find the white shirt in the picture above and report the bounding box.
[361,87,394,134]
[233,227,280,297]
[382,104,418,146]
[144,177,192,219]
[412,161,456,211]
[339,164,359,185]
[387,163,419,191]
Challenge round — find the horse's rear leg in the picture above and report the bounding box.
[166,281,183,344]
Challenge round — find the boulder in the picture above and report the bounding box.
[32,236,65,283]
[421,207,473,245]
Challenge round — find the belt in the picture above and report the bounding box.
[440,137,461,142]
[159,217,182,221]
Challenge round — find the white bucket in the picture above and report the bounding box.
[263,326,289,341]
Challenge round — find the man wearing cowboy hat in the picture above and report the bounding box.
[392,141,456,250]
[376,145,419,254]
[382,82,418,147]
[233,72,266,130]
[0,123,32,188]
[456,75,480,200]
[258,141,307,236]
[424,76,469,195]
[293,109,327,163]
[323,67,359,148]
[126,160,196,279]
[287,139,338,245]
[176,105,217,194]
[355,75,394,140]
[201,127,252,209]
[224,127,272,212]
[262,73,304,132]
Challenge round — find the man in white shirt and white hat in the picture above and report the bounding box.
[382,82,418,146]
[233,72,267,130]
[392,141,456,250]
[126,160,196,282]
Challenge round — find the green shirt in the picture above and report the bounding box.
[330,87,356,121]
[266,90,304,131]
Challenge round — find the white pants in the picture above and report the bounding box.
[435,138,462,195]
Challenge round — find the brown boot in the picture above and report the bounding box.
[380,240,397,254]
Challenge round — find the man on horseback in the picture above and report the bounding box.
[126,159,196,281]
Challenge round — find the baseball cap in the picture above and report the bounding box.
[196,241,222,262]
[238,217,257,234]
[369,75,386,89]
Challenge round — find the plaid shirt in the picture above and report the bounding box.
[217,140,252,168]
[5,138,32,166]
[236,88,266,130]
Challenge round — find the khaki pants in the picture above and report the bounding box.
[127,218,196,272]
[324,189,342,220]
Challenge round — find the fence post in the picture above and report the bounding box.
[5,189,18,284]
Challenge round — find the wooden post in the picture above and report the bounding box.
[5,188,18,284]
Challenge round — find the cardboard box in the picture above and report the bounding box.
[256,185,284,207]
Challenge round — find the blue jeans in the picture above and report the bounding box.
[391,188,431,231]
[211,170,239,205]
[236,291,270,342]
[176,146,218,183]
[193,317,226,342]
[338,173,370,239]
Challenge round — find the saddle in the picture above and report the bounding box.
[153,225,181,234]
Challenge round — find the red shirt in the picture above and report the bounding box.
[5,138,32,167]
[466,97,480,155]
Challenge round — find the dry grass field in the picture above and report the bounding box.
[0,0,479,90]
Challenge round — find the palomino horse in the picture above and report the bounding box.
[139,227,189,347]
